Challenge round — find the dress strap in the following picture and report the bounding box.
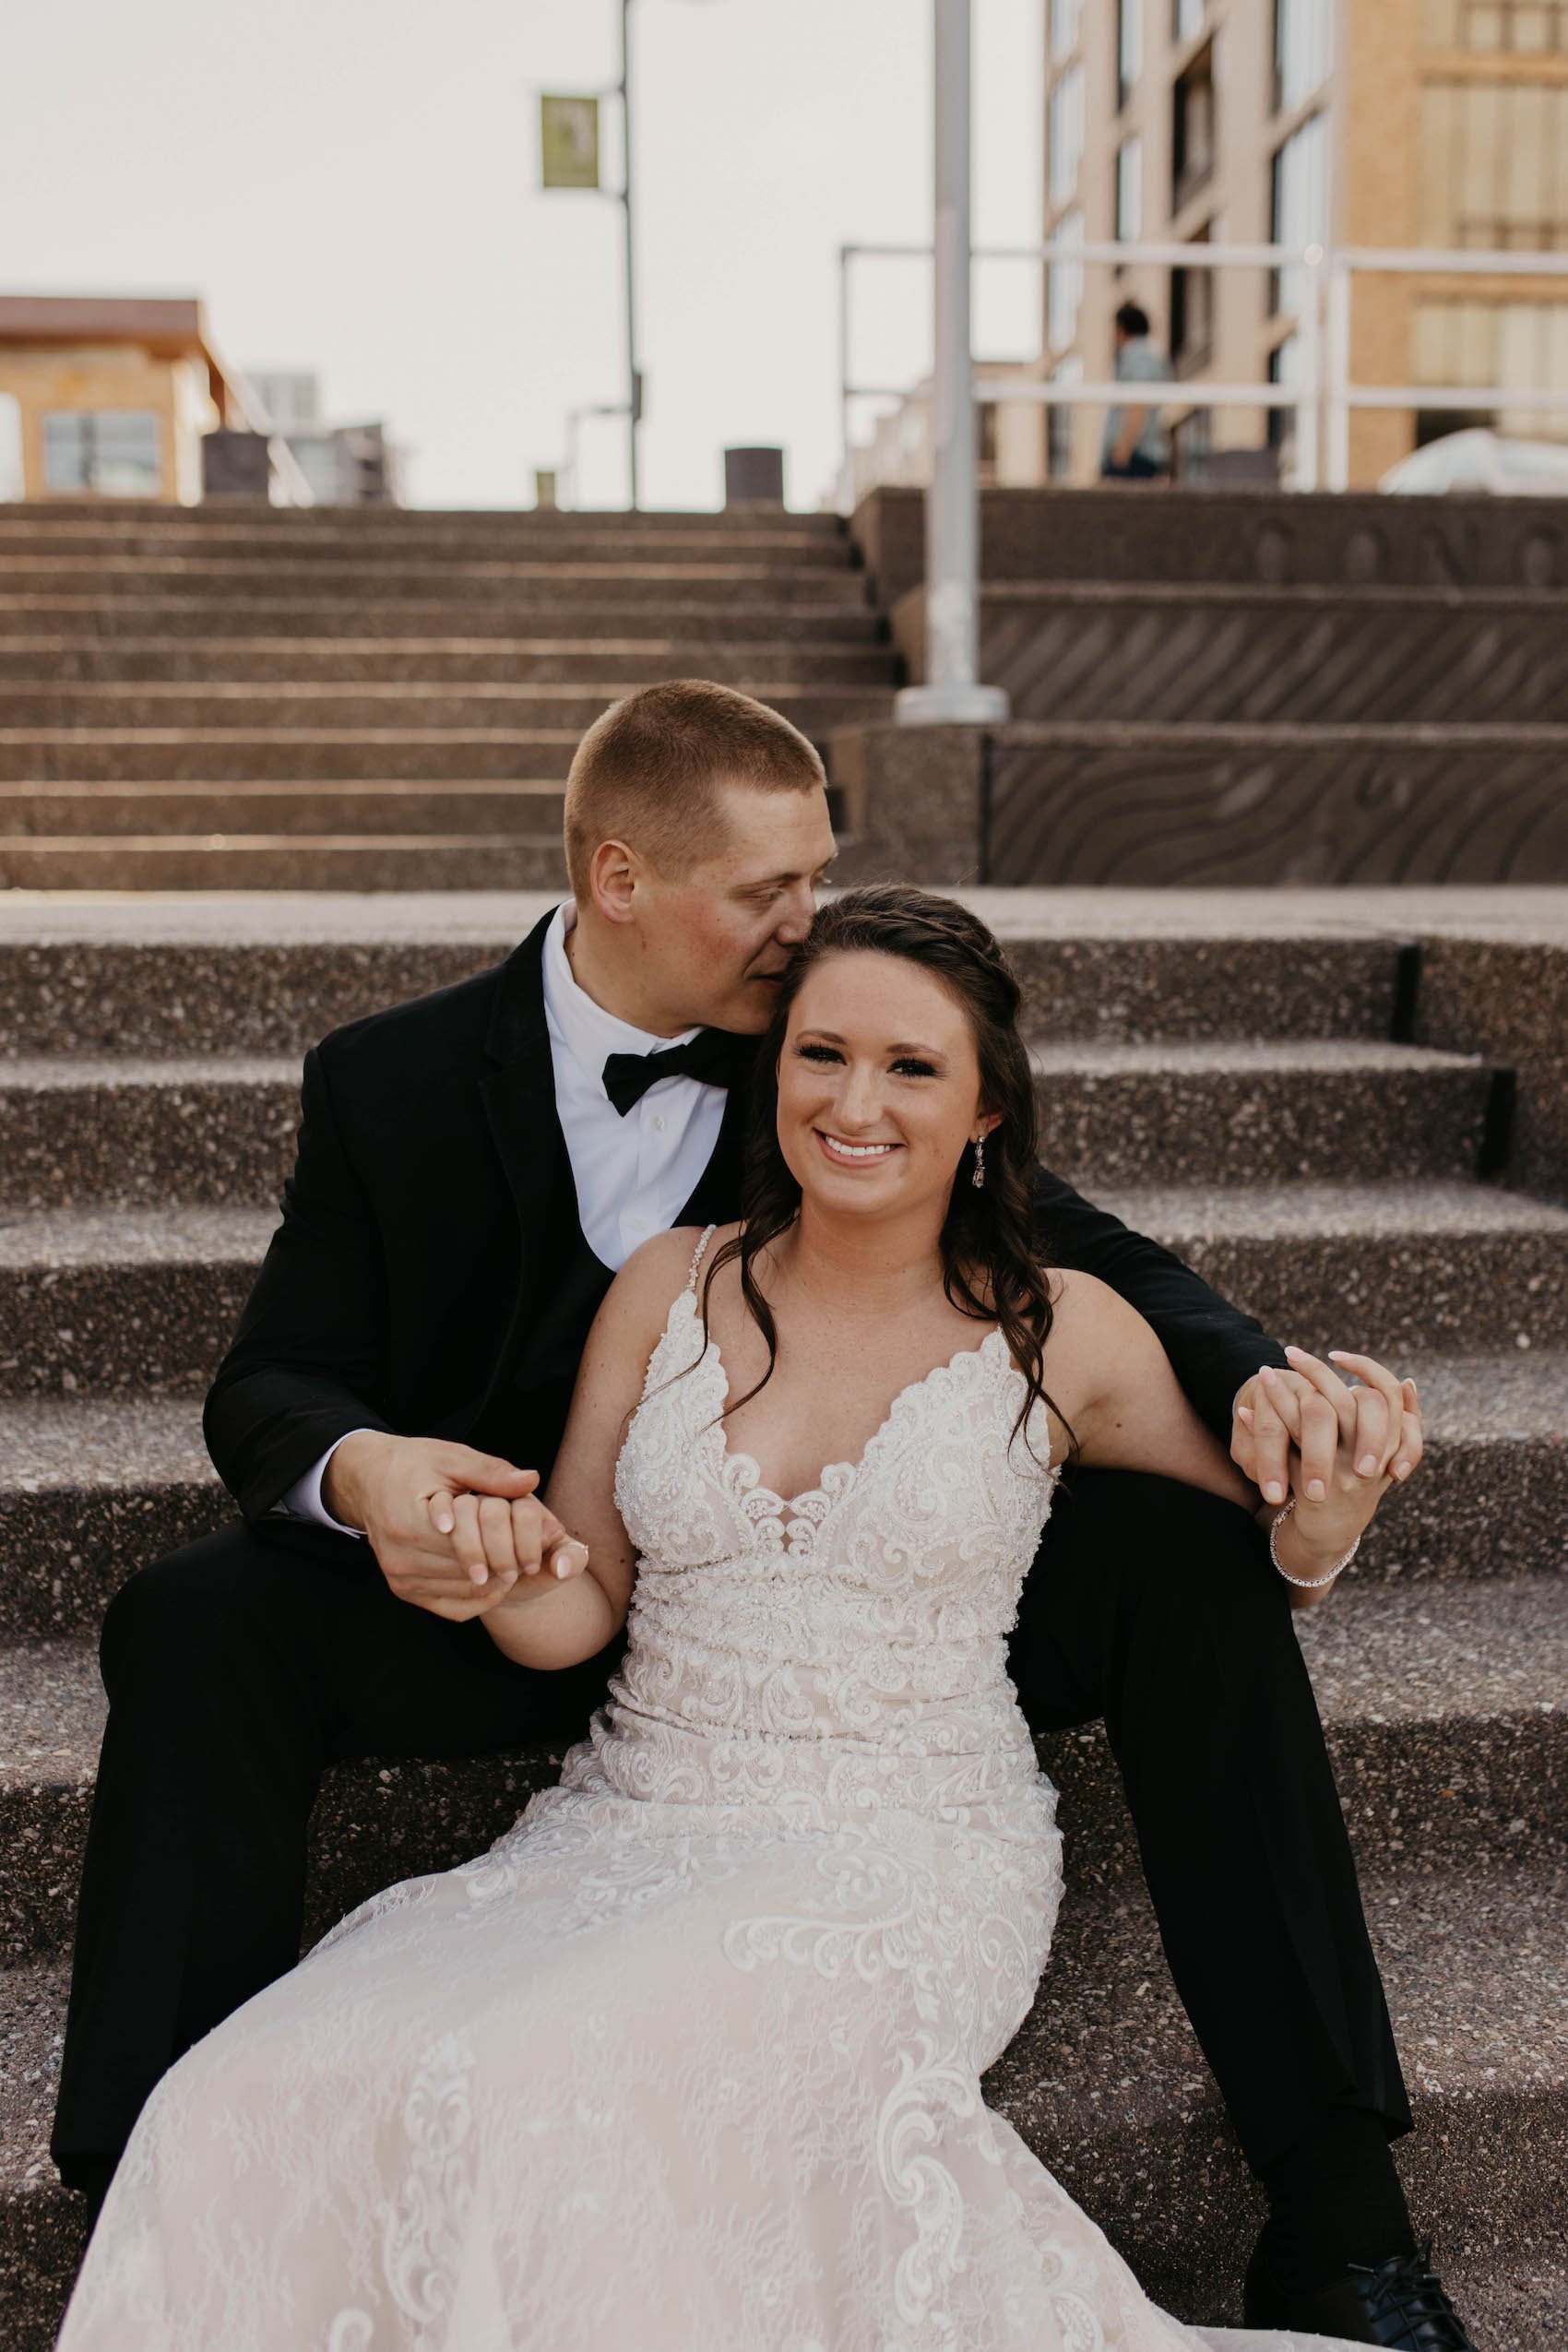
[685,1222,719,1292]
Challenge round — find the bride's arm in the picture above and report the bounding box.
[1053,1272,1396,1611]
[480,1230,695,1671]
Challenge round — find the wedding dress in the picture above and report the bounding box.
[58,1232,1359,2352]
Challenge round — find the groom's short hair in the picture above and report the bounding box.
[564,679,826,893]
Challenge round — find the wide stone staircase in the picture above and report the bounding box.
[0,504,896,889]
[2,882,1565,2346]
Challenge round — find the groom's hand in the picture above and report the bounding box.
[324,1432,559,1621]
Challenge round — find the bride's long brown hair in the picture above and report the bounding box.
[699,884,1070,1456]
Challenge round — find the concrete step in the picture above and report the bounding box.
[0,681,896,735]
[0,781,567,838]
[0,519,850,564]
[5,1855,1562,2346]
[0,596,886,643]
[897,580,1568,724]
[0,893,1410,1054]
[5,1183,1562,1399]
[0,636,901,686]
[0,557,872,605]
[0,1040,1498,1211]
[4,1352,1561,1639]
[0,835,570,891]
[5,1854,1565,2350]
[0,501,847,537]
[2,1574,1562,1964]
[981,721,1568,889]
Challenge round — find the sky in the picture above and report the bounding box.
[2,0,1042,511]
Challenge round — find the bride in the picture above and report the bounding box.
[58,885,1416,2352]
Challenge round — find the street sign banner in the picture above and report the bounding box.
[540,95,600,190]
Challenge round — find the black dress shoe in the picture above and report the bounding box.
[1243,2235,1479,2348]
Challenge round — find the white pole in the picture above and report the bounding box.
[1326,256,1351,493]
[896,0,1009,725]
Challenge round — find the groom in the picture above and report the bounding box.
[53,681,1470,2347]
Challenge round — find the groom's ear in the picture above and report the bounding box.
[587,837,639,924]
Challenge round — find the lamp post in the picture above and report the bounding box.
[895,0,1009,725]
[618,0,643,508]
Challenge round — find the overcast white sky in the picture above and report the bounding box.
[2,0,1042,510]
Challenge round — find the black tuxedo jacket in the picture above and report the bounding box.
[204,909,1287,1527]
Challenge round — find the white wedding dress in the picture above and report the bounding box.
[59,1234,1360,2352]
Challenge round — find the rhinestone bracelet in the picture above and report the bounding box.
[1269,1496,1360,1589]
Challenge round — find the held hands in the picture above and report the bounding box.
[1230,1348,1424,1571]
[324,1432,591,1623]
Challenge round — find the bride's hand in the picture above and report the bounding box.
[1237,1348,1422,1551]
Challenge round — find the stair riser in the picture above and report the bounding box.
[975,600,1568,725]
[0,564,871,606]
[0,840,570,890]
[1160,1227,1568,1357]
[0,1065,1494,1211]
[5,1708,1562,1970]
[4,1964,1561,2352]
[0,532,852,568]
[6,1424,1561,1641]
[0,643,901,687]
[0,787,566,837]
[0,599,886,643]
[0,935,1403,1055]
[6,1231,1558,1400]
[0,688,895,733]
[985,737,1568,890]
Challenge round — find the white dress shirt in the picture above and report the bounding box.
[279,900,730,1534]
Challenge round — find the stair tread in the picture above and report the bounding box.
[0,833,565,854]
[4,1577,1562,1799]
[5,1182,1564,1274]
[0,1039,1491,1089]
[3,1349,1564,1495]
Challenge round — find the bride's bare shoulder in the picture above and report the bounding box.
[608,1221,741,1319]
[1040,1267,1156,1384]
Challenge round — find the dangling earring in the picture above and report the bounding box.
[971,1134,986,1190]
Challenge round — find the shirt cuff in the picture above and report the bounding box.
[272,1431,378,1538]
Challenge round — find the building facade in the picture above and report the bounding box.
[0,295,238,504]
[1043,0,1568,486]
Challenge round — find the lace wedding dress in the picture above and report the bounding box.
[59,1234,1358,2352]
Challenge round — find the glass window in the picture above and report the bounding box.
[1048,64,1086,208]
[1117,0,1142,105]
[1171,41,1217,208]
[1048,208,1085,351]
[1116,136,1143,241]
[1050,0,1083,60]
[42,410,161,494]
[1419,79,1568,247]
[1274,0,1334,110]
[1270,112,1328,314]
[1174,0,1206,40]
[1048,355,1082,477]
[1422,0,1568,48]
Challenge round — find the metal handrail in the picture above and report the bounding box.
[838,236,1568,502]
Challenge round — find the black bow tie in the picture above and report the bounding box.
[601,1028,742,1116]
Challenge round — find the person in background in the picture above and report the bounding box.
[1100,298,1172,482]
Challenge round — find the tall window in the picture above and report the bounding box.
[1274,0,1334,112]
[1048,64,1086,208]
[1270,111,1328,313]
[1048,356,1082,477]
[1050,0,1083,60]
[1048,208,1085,350]
[1419,80,1568,247]
[1116,136,1144,243]
[1117,0,1142,107]
[1170,222,1214,369]
[1174,0,1206,40]
[42,410,161,495]
[1421,0,1568,47]
[1171,41,1217,208]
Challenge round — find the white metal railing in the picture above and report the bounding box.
[216,356,317,505]
[838,237,1568,503]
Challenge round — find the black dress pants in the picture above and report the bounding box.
[51,1468,1410,2190]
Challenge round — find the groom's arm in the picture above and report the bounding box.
[203,1042,396,1523]
[1032,1164,1287,1443]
